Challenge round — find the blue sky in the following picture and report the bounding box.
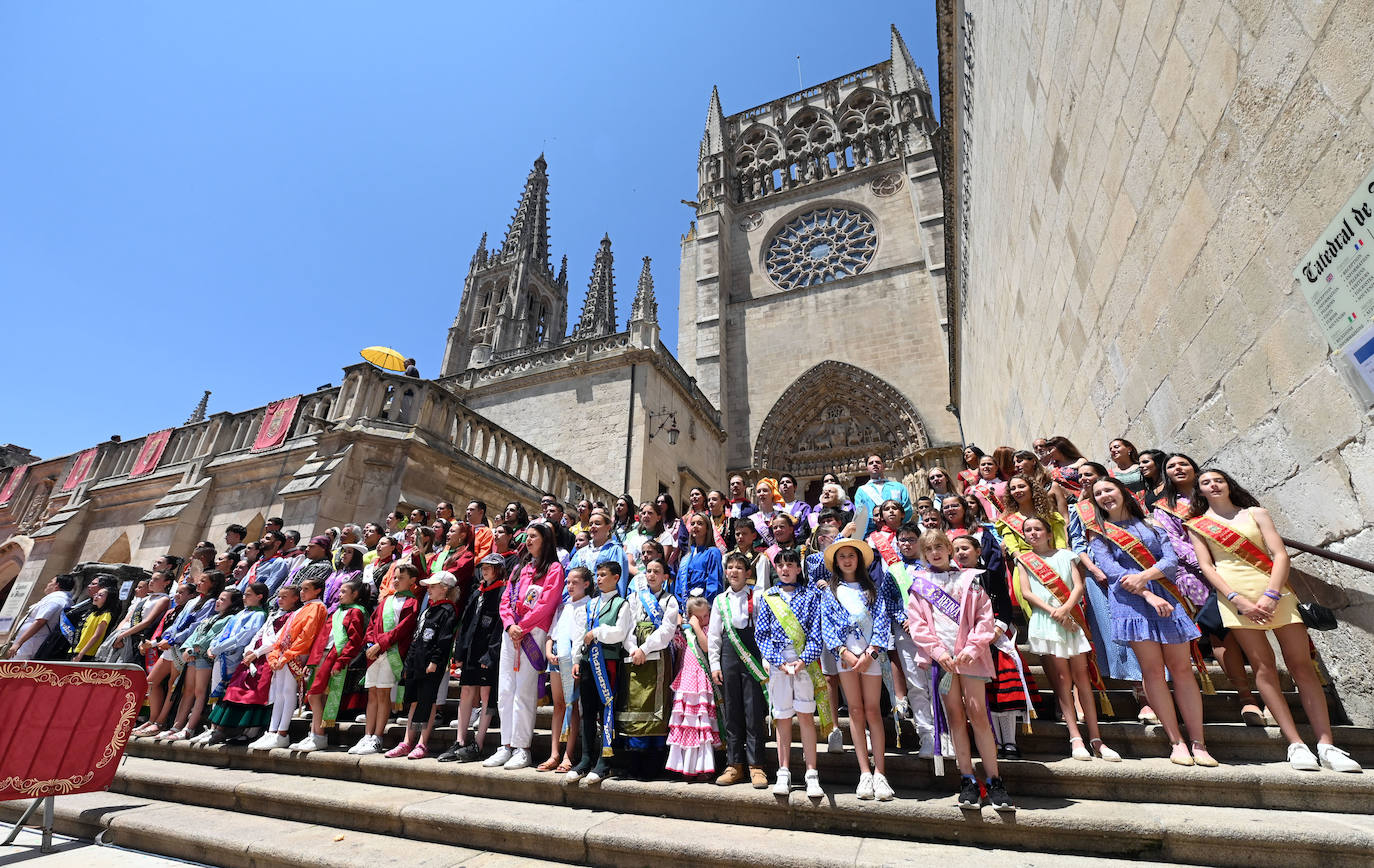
[0,3,939,460]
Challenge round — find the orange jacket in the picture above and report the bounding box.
[267,599,327,670]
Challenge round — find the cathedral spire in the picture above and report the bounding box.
[629,256,657,326]
[499,155,551,268]
[701,86,725,157]
[185,390,211,425]
[573,234,617,339]
[470,231,488,270]
[890,24,928,93]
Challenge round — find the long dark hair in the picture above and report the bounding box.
[1188,468,1263,517]
[1089,476,1147,526]
[1140,449,1167,487]
[1160,453,1200,506]
[655,492,679,525]
[247,581,271,608]
[1046,436,1083,462]
[831,543,877,607]
[962,444,986,470]
[221,588,245,617]
[521,522,558,577]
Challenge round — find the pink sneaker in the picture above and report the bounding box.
[407,744,429,760]
[384,741,412,758]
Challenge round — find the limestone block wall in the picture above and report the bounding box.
[466,370,636,496]
[949,0,1374,722]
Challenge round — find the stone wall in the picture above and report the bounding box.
[943,0,1374,723]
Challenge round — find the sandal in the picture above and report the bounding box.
[536,757,561,772]
[1191,741,1219,767]
[1090,737,1121,762]
[555,760,574,774]
[1169,742,1194,766]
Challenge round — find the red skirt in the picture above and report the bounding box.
[988,645,1034,712]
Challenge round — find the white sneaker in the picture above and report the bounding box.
[352,735,381,756]
[856,771,875,800]
[484,746,514,768]
[772,768,791,796]
[291,734,326,753]
[1288,742,1320,771]
[804,769,824,799]
[872,772,894,801]
[827,728,844,753]
[564,767,583,782]
[584,769,603,785]
[1318,744,1363,773]
[249,733,286,751]
[503,747,531,770]
[355,713,368,723]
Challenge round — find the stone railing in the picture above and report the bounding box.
[333,364,613,505]
[731,63,884,122]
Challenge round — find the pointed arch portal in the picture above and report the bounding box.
[752,361,931,480]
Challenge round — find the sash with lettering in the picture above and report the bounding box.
[1015,551,1114,715]
[585,596,619,757]
[998,511,1036,616]
[508,576,549,698]
[971,482,1004,520]
[1099,521,1215,694]
[723,595,770,706]
[1187,513,1326,682]
[762,590,832,732]
[1074,499,1101,536]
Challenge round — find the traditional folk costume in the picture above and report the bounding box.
[755,581,830,730]
[206,605,266,698]
[497,561,564,750]
[575,588,632,775]
[211,608,292,735]
[364,589,420,708]
[666,620,722,778]
[675,543,724,611]
[264,597,327,733]
[905,566,1006,774]
[618,587,680,767]
[709,584,770,770]
[305,602,367,727]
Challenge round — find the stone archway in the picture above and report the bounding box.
[751,360,932,484]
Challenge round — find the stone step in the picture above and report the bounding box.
[133,728,1374,816]
[110,751,1374,867]
[0,787,551,868]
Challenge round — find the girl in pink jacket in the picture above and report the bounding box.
[905,529,1012,813]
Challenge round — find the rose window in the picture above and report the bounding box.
[765,207,877,290]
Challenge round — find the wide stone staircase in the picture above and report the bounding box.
[5,656,1373,867]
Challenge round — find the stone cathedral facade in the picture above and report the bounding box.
[680,27,960,497]
[0,26,955,634]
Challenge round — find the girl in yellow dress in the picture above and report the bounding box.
[1188,469,1361,773]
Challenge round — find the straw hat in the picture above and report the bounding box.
[823,537,874,576]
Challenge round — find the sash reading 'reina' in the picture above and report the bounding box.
[1016,552,1112,714]
[1186,514,1275,572]
[1100,521,1215,693]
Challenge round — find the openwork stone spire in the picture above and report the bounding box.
[890,24,928,93]
[185,390,211,425]
[629,256,657,325]
[701,85,725,158]
[499,154,551,269]
[573,234,617,338]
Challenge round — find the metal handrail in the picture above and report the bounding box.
[1284,537,1374,575]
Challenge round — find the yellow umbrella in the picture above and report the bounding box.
[360,346,407,372]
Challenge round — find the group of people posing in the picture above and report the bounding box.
[5,436,1362,815]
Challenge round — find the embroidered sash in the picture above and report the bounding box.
[585,598,617,757]
[762,591,832,732]
[688,629,727,735]
[723,596,770,698]
[999,512,1035,615]
[887,561,916,608]
[909,571,962,624]
[381,594,408,679]
[637,588,664,630]
[1100,522,1215,693]
[1186,514,1275,572]
[1156,499,1191,522]
[1074,499,1100,535]
[1016,552,1113,714]
[324,604,363,723]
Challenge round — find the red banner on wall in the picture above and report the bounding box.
[60,448,99,492]
[129,429,172,478]
[252,396,301,452]
[0,465,28,506]
[0,662,147,802]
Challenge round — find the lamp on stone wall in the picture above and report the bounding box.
[647,407,680,446]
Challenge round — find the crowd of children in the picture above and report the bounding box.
[13,436,1360,817]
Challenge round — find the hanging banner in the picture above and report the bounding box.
[1295,164,1374,352]
[61,448,99,492]
[129,429,173,478]
[0,465,29,506]
[252,396,301,452]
